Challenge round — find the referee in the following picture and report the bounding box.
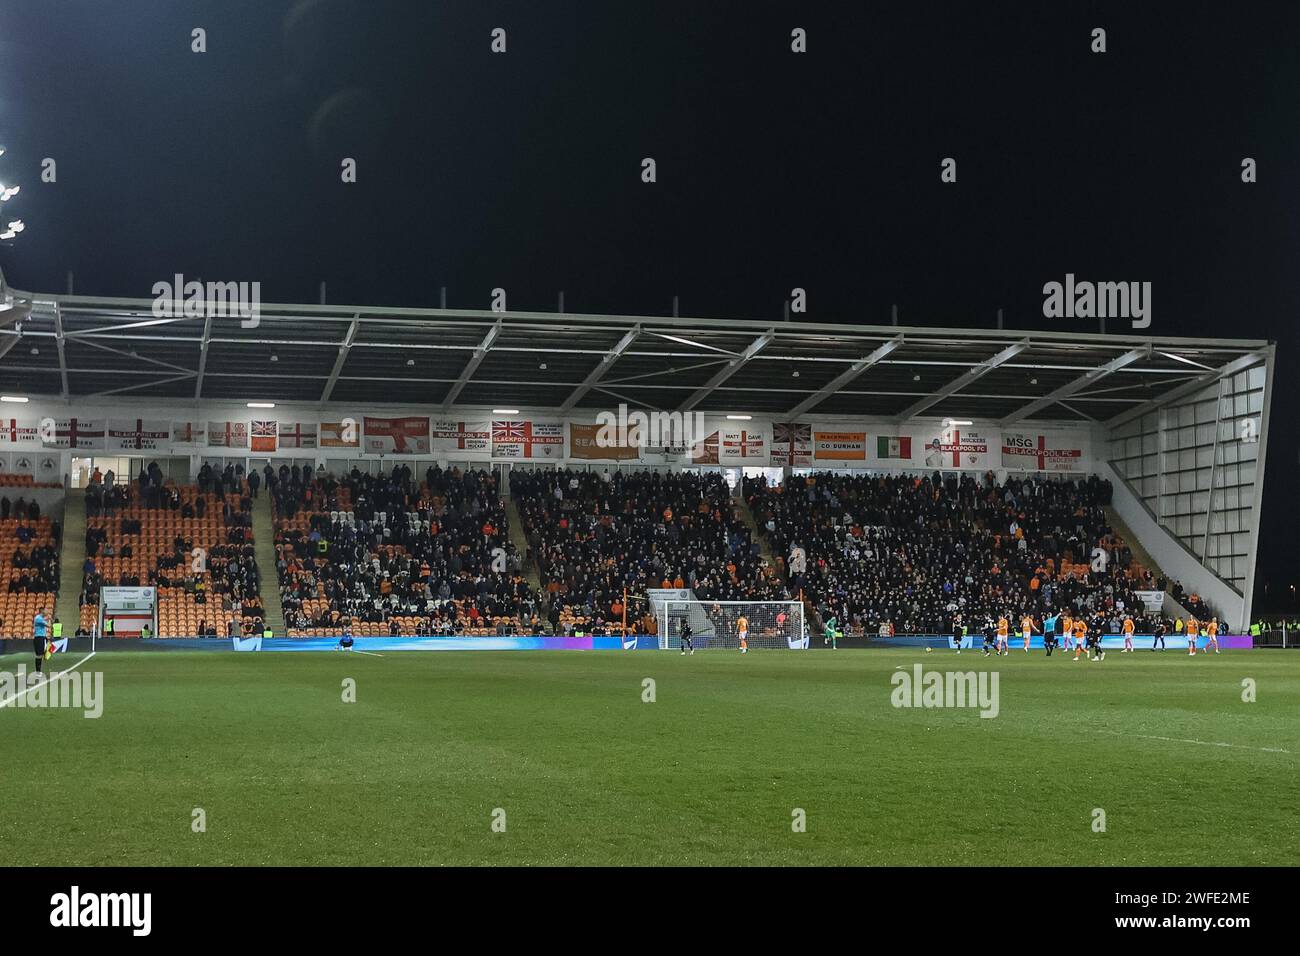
[33,607,49,676]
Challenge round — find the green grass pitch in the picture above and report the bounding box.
[1,647,1296,866]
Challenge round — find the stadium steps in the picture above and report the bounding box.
[504,496,542,590]
[252,493,286,636]
[54,488,87,630]
[735,496,779,568]
[1104,505,1172,588]
[734,495,822,632]
[1104,505,1196,619]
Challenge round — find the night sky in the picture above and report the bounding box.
[0,1,1296,607]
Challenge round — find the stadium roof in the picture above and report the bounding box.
[0,284,1273,427]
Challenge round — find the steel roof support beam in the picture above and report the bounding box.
[895,340,1029,423]
[194,314,213,399]
[54,302,69,398]
[680,330,774,412]
[442,319,502,410]
[786,334,903,418]
[1106,350,1270,430]
[560,325,640,412]
[320,315,360,403]
[1000,345,1150,426]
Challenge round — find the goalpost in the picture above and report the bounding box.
[659,600,807,650]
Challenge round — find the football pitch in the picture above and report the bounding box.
[1,647,1296,866]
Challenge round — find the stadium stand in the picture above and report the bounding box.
[0,492,60,638]
[272,463,533,637]
[744,470,1186,636]
[79,462,264,637]
[510,468,790,635]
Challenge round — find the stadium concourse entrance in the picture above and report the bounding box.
[69,455,190,488]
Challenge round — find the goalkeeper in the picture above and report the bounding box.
[679,620,694,655]
[823,615,839,650]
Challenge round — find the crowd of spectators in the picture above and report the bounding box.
[510,468,788,634]
[745,470,1198,636]
[274,464,532,635]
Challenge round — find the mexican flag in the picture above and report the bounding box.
[876,436,912,459]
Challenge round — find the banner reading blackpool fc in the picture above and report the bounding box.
[0,418,38,445]
[364,416,430,455]
[107,419,169,451]
[1000,433,1085,472]
[432,420,491,455]
[920,427,992,470]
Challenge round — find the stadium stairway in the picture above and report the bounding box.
[735,496,778,568]
[504,496,542,591]
[1104,505,1196,619]
[252,492,286,637]
[734,495,822,632]
[1104,505,1171,589]
[54,488,86,630]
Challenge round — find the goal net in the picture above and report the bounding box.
[660,600,806,650]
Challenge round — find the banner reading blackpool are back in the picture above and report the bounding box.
[492,420,564,459]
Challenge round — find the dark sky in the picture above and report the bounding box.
[0,0,1297,607]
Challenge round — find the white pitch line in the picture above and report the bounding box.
[1099,729,1292,755]
[350,649,384,658]
[0,651,97,710]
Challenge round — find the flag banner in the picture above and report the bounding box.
[1001,433,1084,472]
[719,428,766,462]
[814,430,866,460]
[320,420,360,448]
[692,430,720,464]
[364,416,430,455]
[921,428,992,469]
[0,418,38,445]
[569,422,638,461]
[492,420,564,459]
[771,423,812,466]
[171,420,206,445]
[46,418,106,450]
[432,420,491,454]
[278,422,318,449]
[251,420,278,452]
[208,421,249,448]
[642,440,692,464]
[107,419,170,452]
[875,435,913,460]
